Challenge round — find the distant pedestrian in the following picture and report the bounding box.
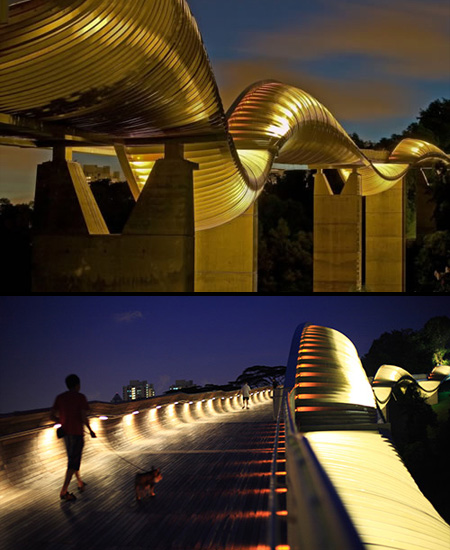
[271,377,277,398]
[241,382,251,409]
[50,374,96,501]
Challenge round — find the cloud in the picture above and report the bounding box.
[241,0,450,81]
[216,58,416,122]
[211,0,449,138]
[114,311,144,323]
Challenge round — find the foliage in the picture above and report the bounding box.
[258,171,313,292]
[430,162,450,232]
[162,365,286,395]
[387,384,450,522]
[361,315,450,376]
[0,198,33,292]
[89,179,135,233]
[413,231,450,292]
[421,316,450,365]
[349,132,374,149]
[362,329,428,376]
[374,98,450,151]
[232,365,286,388]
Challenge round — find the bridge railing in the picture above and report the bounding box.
[281,389,365,550]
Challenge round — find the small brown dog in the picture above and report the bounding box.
[135,467,162,502]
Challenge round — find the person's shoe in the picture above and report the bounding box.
[78,482,87,493]
[60,492,77,501]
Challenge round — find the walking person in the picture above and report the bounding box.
[50,374,96,501]
[241,381,251,409]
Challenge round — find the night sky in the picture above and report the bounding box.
[1,0,449,202]
[1,296,449,414]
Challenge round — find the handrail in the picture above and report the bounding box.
[0,388,252,441]
[283,390,365,550]
[268,388,285,550]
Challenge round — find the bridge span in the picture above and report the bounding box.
[1,323,450,550]
[0,390,283,550]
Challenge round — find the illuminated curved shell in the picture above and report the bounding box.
[372,364,450,405]
[287,324,450,550]
[0,0,449,229]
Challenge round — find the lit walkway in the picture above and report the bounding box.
[0,399,280,550]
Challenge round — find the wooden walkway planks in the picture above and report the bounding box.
[0,399,279,550]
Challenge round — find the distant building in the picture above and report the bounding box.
[169,379,194,391]
[123,380,155,401]
[83,164,121,183]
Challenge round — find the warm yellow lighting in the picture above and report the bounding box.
[90,418,100,433]
[306,430,450,550]
[1,2,448,231]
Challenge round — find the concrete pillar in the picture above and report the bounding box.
[32,143,197,292]
[195,203,257,292]
[313,169,362,292]
[365,179,405,292]
[32,158,109,291]
[33,159,108,236]
[123,143,198,292]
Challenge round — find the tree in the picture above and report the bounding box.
[361,316,450,376]
[375,98,450,151]
[232,365,286,388]
[409,98,450,151]
[413,231,450,292]
[418,316,450,366]
[361,329,429,376]
[430,162,450,232]
[0,199,34,292]
[258,171,314,292]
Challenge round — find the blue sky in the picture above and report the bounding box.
[1,296,449,414]
[1,0,449,202]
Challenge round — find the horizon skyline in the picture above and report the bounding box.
[1,296,449,415]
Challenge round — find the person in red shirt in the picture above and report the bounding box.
[51,374,96,501]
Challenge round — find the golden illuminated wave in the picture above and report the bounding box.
[0,0,449,230]
[372,364,450,406]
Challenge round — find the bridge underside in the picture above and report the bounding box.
[0,394,280,550]
[1,1,449,293]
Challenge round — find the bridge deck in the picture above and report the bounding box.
[1,400,282,550]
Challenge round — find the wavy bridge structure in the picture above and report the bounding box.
[1,0,449,292]
[1,323,449,549]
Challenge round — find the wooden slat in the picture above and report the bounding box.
[0,399,278,550]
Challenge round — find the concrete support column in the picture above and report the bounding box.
[32,157,109,291]
[123,143,198,292]
[33,143,197,292]
[195,203,257,292]
[33,158,107,236]
[365,179,405,292]
[313,169,362,292]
